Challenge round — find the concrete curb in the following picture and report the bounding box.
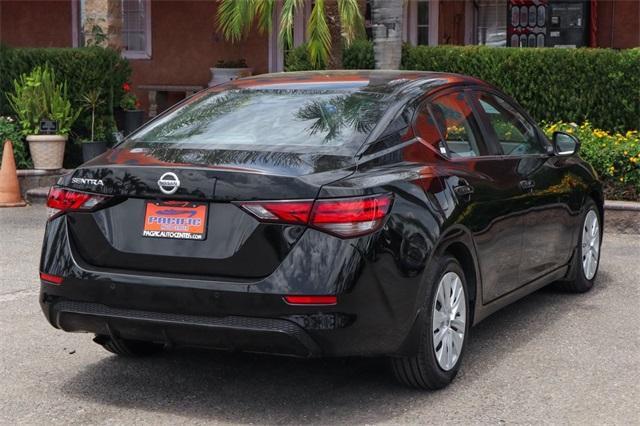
[604,201,640,234]
[25,187,50,205]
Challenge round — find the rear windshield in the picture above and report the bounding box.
[125,89,388,154]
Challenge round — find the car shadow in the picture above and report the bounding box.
[61,277,608,424]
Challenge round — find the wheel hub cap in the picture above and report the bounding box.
[432,271,466,371]
[581,210,600,280]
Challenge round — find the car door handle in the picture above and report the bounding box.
[453,184,474,197]
[520,179,536,191]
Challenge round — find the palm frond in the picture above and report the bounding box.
[254,0,275,34]
[296,97,345,142]
[216,0,256,43]
[306,0,331,68]
[278,0,304,49]
[337,0,365,45]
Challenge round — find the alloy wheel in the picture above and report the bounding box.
[582,209,600,280]
[432,271,466,371]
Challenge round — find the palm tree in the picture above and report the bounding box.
[370,0,403,69]
[216,0,364,68]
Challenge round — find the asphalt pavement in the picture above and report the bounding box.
[1,205,638,425]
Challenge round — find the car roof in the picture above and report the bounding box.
[211,70,488,102]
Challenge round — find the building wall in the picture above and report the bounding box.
[129,0,269,113]
[596,0,640,48]
[0,0,635,116]
[0,0,73,47]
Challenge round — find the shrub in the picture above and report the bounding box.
[0,45,131,165]
[342,39,375,69]
[0,116,30,169]
[401,45,640,132]
[285,40,375,71]
[542,121,640,201]
[284,44,324,71]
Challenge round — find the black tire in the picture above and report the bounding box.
[391,254,470,390]
[557,198,602,293]
[95,335,164,357]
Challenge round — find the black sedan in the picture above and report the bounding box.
[40,71,603,389]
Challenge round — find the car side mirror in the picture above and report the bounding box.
[552,131,580,156]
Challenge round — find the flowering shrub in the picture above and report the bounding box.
[0,116,31,168]
[543,121,640,201]
[119,82,140,111]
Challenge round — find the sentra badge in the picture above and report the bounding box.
[71,177,104,187]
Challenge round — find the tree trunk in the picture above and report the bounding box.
[371,0,403,69]
[325,1,343,69]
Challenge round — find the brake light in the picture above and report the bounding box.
[237,194,392,238]
[40,272,63,285]
[284,295,337,305]
[46,187,110,220]
[311,194,392,237]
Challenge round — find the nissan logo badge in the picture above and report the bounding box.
[158,172,180,195]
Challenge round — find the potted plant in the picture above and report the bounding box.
[80,89,109,162]
[209,58,253,87]
[115,82,145,136]
[8,66,79,170]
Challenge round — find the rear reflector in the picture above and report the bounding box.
[40,272,63,285]
[47,187,111,220]
[284,295,337,305]
[237,194,393,238]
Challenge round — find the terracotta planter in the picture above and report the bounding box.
[209,67,253,87]
[26,135,67,170]
[82,141,107,163]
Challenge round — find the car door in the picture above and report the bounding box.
[415,89,527,303]
[471,90,576,285]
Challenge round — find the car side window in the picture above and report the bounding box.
[416,92,483,158]
[476,92,545,156]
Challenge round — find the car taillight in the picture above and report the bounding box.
[237,194,393,238]
[46,187,110,220]
[238,200,313,224]
[311,194,393,237]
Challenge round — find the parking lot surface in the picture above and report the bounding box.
[1,205,639,425]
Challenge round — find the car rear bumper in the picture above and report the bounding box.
[39,267,420,357]
[45,299,320,357]
[39,215,427,357]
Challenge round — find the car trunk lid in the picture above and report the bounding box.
[62,147,355,279]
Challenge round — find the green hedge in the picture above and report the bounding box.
[342,39,375,69]
[0,46,131,166]
[284,44,322,71]
[285,40,375,71]
[402,45,640,132]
